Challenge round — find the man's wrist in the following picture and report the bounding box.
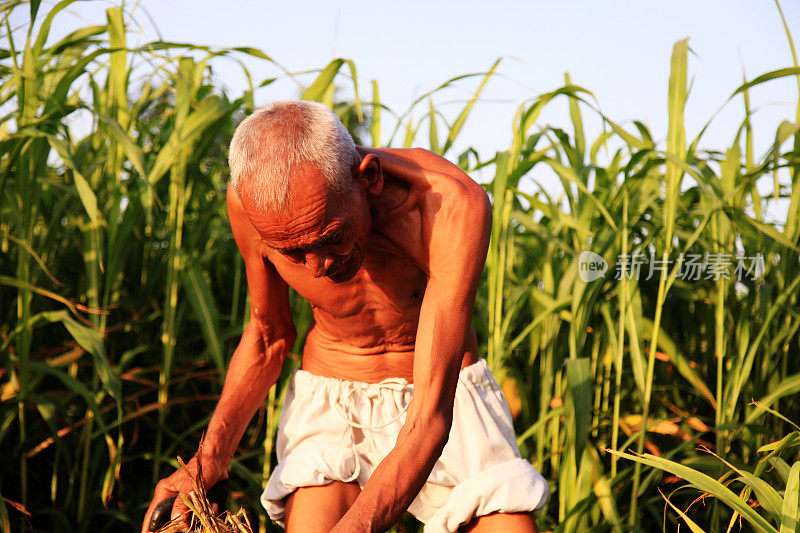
[198,432,234,467]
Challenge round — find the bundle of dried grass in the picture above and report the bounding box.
[155,457,253,533]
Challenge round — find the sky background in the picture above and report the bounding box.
[12,0,800,217]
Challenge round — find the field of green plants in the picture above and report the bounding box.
[2,1,800,532]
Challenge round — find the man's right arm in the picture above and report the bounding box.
[202,186,297,464]
[142,187,295,532]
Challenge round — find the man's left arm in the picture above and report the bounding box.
[331,171,492,532]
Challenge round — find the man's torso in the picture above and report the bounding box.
[231,147,481,382]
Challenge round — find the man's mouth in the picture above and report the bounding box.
[326,244,363,283]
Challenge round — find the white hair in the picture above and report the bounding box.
[228,101,358,214]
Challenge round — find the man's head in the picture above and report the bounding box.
[229,101,382,283]
[229,100,358,213]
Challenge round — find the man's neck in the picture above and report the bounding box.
[369,172,416,220]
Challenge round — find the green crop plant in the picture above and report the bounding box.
[1,1,799,531]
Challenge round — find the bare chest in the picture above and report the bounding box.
[265,209,429,347]
[272,247,427,317]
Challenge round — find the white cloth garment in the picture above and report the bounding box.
[261,358,549,532]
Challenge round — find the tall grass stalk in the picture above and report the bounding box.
[610,189,628,478]
[628,38,688,524]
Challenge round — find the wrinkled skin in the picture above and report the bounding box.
[143,147,539,532]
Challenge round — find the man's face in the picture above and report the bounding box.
[241,163,370,284]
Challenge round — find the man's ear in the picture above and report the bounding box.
[355,153,383,196]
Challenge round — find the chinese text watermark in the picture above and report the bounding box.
[578,251,766,283]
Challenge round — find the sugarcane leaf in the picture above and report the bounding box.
[608,450,778,533]
[779,461,800,533]
[302,58,344,103]
[566,357,591,465]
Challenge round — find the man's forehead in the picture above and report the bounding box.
[248,203,325,238]
[244,196,345,247]
[239,177,325,222]
[237,164,352,244]
[263,222,346,253]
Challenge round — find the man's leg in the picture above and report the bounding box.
[283,481,361,532]
[459,511,539,533]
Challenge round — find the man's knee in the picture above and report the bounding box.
[284,481,361,532]
[459,511,539,533]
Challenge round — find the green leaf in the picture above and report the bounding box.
[370,80,381,147]
[664,37,689,241]
[517,406,565,447]
[728,272,800,418]
[441,58,500,155]
[565,72,585,170]
[96,112,146,177]
[757,432,800,455]
[148,96,229,184]
[31,0,80,57]
[544,157,618,230]
[730,209,799,252]
[428,99,439,154]
[0,275,80,317]
[343,59,362,122]
[779,461,800,533]
[30,0,40,22]
[661,490,708,533]
[730,67,800,98]
[566,357,591,465]
[302,58,344,102]
[609,450,778,533]
[747,375,800,425]
[594,474,623,531]
[713,453,784,521]
[60,316,121,402]
[106,7,127,114]
[45,136,103,225]
[182,262,225,374]
[27,361,111,435]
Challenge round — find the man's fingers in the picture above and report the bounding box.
[142,505,155,533]
[170,493,192,524]
[142,467,226,532]
[142,486,175,533]
[148,495,177,531]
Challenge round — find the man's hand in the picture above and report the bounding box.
[142,453,229,532]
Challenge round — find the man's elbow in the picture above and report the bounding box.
[432,412,453,449]
[405,407,453,454]
[242,318,295,368]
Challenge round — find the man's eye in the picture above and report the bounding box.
[319,235,341,246]
[283,250,304,263]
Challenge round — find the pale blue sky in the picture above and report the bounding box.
[15,0,800,214]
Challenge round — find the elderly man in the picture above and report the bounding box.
[143,101,549,532]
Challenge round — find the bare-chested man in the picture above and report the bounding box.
[143,101,548,533]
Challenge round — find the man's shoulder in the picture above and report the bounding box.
[398,149,491,287]
[381,147,488,215]
[402,151,491,264]
[416,158,490,225]
[226,185,270,261]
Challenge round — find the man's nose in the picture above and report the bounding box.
[304,253,334,277]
